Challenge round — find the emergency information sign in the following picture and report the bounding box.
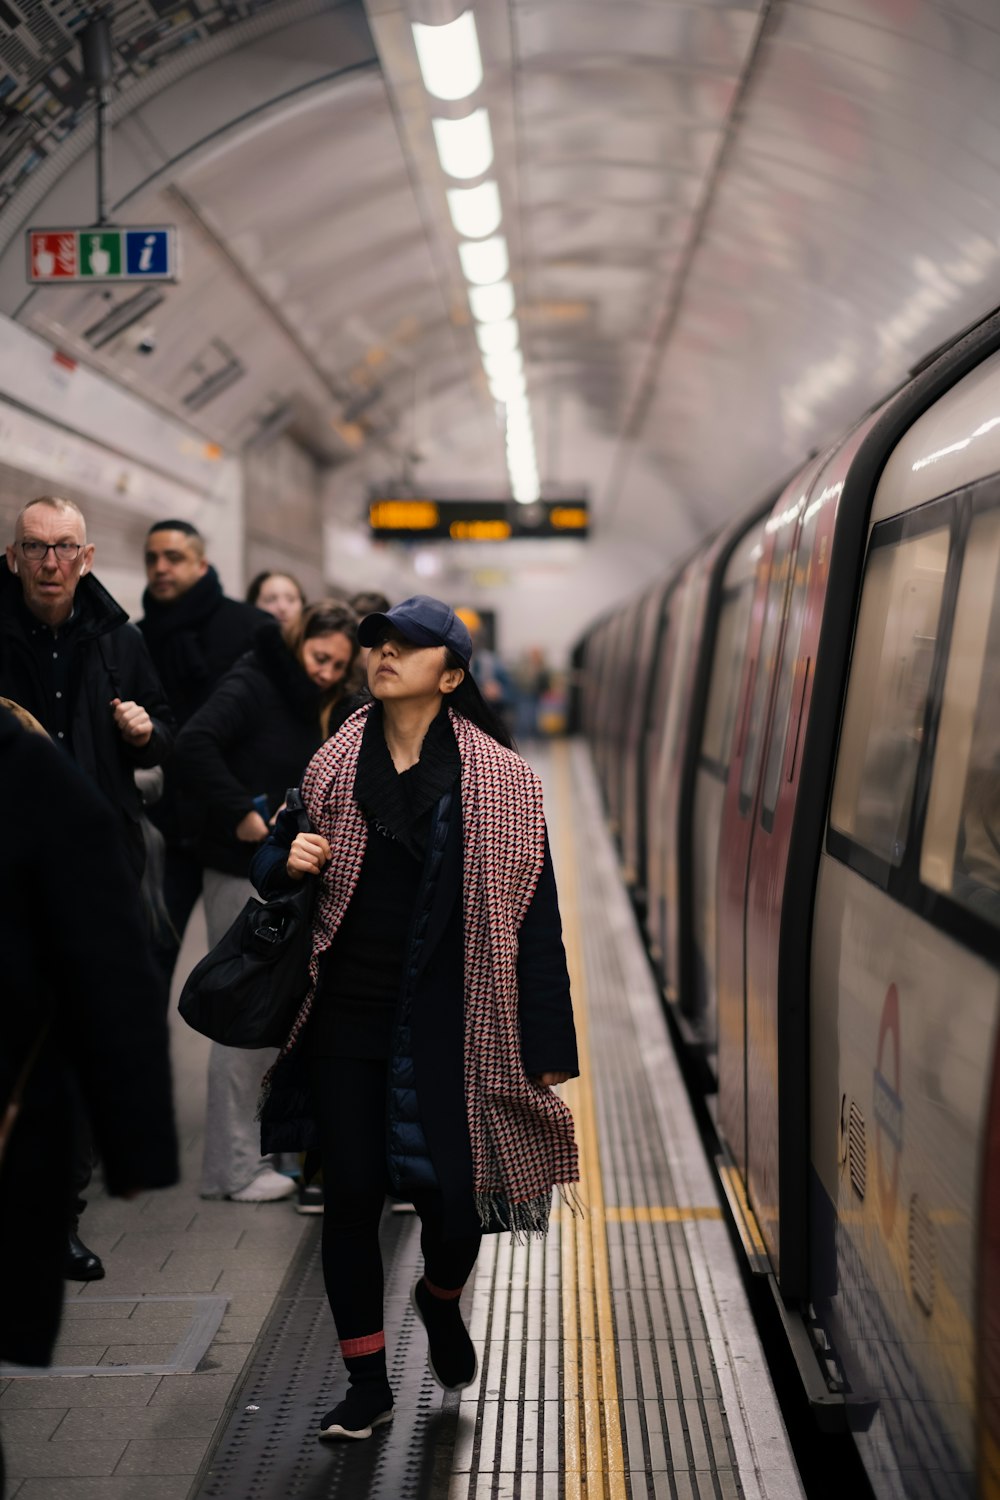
[26,226,177,284]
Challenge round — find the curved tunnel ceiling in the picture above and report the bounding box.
[0,0,999,616]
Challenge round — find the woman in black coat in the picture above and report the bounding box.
[0,707,178,1374]
[174,601,358,1203]
[249,596,579,1442]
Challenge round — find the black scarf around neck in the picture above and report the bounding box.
[138,567,224,705]
[353,702,460,860]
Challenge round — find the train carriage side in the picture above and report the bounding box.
[811,350,1000,1498]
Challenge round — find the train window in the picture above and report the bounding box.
[760,505,820,823]
[700,580,755,778]
[830,522,951,867]
[921,505,1000,926]
[739,522,798,816]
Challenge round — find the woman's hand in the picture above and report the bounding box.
[235,809,270,843]
[530,1071,571,1087]
[287,832,332,880]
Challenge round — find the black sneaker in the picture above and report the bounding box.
[411,1278,478,1391]
[318,1384,393,1441]
[296,1181,324,1215]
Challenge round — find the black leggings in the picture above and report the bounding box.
[308,1054,481,1342]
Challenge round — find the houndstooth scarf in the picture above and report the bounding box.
[266,702,579,1235]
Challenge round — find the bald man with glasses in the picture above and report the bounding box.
[1,496,174,867]
[0,495,176,1281]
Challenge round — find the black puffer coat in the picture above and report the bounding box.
[0,559,174,877]
[0,707,179,1366]
[173,623,330,877]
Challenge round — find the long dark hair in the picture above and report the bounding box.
[445,649,515,750]
[284,600,360,736]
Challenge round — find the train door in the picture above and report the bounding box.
[657,555,712,1009]
[643,571,684,965]
[620,581,671,894]
[692,520,766,1070]
[716,455,822,1181]
[743,421,876,1292]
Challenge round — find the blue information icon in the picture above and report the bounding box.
[125,229,170,277]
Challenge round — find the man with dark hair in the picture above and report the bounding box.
[0,495,175,1280]
[138,520,268,974]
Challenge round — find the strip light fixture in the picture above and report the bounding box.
[413,7,539,505]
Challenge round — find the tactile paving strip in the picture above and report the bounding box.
[191,1211,460,1499]
[191,742,794,1500]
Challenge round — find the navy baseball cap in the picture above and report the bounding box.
[357,595,473,666]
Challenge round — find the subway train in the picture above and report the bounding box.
[577,307,1000,1498]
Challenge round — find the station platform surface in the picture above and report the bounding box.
[0,742,804,1500]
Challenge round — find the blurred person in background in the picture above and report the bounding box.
[455,606,515,736]
[323,589,392,735]
[249,595,579,1442]
[247,569,306,630]
[138,520,267,982]
[0,703,178,1497]
[0,495,174,1281]
[173,601,359,1205]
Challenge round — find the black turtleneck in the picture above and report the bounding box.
[310,705,461,1059]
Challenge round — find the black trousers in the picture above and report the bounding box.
[308,1054,481,1342]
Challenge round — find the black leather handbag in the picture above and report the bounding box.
[178,789,316,1048]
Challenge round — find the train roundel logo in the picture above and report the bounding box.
[873,983,903,1237]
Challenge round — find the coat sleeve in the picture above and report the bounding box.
[117,624,175,770]
[249,805,300,897]
[28,736,179,1195]
[173,664,263,826]
[517,830,579,1078]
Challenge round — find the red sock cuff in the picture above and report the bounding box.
[423,1276,464,1300]
[340,1332,385,1358]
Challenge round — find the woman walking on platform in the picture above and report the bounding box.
[251,595,579,1440]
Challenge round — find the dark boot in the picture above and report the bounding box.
[318,1340,393,1440]
[411,1276,477,1391]
[66,1225,105,1281]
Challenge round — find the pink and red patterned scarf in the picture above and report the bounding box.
[268,704,579,1234]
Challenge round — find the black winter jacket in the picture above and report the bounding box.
[0,707,179,1366]
[137,568,267,846]
[0,559,174,876]
[137,567,268,729]
[173,623,328,877]
[251,778,578,1239]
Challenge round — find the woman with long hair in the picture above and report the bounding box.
[246,569,306,629]
[175,600,359,1203]
[251,595,579,1440]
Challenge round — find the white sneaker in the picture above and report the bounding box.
[229,1169,296,1203]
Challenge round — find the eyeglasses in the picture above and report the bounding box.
[19,540,84,563]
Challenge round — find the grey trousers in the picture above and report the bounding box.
[199,869,281,1198]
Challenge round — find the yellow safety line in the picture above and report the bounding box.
[605,1205,723,1223]
[552,743,627,1498]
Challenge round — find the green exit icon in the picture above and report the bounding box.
[80,231,121,277]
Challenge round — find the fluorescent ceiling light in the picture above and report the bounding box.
[489,370,527,403]
[432,108,493,180]
[475,319,519,356]
[447,181,502,239]
[482,349,523,380]
[512,480,540,505]
[459,235,509,286]
[469,280,514,323]
[412,12,483,102]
